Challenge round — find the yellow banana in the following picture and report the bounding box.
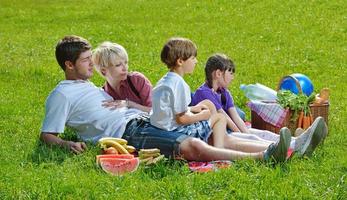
[146,154,165,165]
[124,145,136,153]
[98,137,127,145]
[139,148,160,154]
[139,157,153,164]
[99,140,129,154]
[139,152,160,159]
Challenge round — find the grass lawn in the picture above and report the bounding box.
[0,0,346,199]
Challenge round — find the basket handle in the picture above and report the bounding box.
[276,75,303,93]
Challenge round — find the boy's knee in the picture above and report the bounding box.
[180,138,206,158]
[217,112,226,120]
[213,113,226,123]
[200,100,216,113]
[201,99,213,106]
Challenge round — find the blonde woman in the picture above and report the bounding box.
[93,42,152,113]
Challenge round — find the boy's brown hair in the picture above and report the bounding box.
[160,37,197,68]
[55,35,91,71]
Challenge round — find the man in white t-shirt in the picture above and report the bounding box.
[42,35,296,162]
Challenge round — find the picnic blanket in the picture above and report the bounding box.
[247,100,288,128]
[188,160,232,173]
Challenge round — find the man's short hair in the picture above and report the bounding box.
[160,37,197,68]
[55,35,91,71]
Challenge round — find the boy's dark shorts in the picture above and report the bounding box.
[122,116,190,158]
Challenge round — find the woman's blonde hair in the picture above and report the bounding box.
[92,41,128,76]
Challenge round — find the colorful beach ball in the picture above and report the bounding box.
[279,73,314,96]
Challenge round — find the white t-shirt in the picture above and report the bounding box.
[41,80,143,143]
[150,72,191,131]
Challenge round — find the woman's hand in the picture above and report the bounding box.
[102,99,127,110]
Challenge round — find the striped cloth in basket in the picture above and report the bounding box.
[247,100,288,128]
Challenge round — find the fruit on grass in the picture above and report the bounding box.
[99,140,129,154]
[139,156,153,164]
[103,147,118,155]
[124,145,136,153]
[138,148,165,165]
[98,137,127,145]
[139,148,160,154]
[99,157,139,176]
[146,154,165,165]
[96,154,134,165]
[139,148,160,158]
[139,152,161,159]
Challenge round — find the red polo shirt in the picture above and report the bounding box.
[103,72,152,107]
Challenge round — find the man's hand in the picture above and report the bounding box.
[190,104,209,113]
[41,133,88,154]
[64,141,87,154]
[102,99,127,110]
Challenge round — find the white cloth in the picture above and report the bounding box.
[41,80,143,143]
[232,128,295,149]
[150,72,191,131]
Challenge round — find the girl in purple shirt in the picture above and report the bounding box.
[192,53,329,158]
[192,53,247,133]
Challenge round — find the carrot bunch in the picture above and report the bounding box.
[277,90,316,130]
[297,88,329,129]
[297,110,313,130]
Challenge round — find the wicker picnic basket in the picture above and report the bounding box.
[251,75,329,134]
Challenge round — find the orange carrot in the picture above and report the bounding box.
[309,114,313,124]
[303,115,310,130]
[297,111,304,128]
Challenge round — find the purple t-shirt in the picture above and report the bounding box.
[191,83,234,114]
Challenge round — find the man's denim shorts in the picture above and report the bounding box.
[122,116,190,158]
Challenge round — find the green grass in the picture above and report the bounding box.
[1,0,346,199]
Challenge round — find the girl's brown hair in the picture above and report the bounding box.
[205,53,235,88]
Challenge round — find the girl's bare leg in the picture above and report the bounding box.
[223,134,272,153]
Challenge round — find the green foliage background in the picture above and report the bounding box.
[0,0,346,199]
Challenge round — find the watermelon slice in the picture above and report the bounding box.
[99,157,140,176]
[96,154,134,165]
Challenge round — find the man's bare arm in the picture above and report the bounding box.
[40,132,87,154]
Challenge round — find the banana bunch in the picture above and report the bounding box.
[98,137,136,154]
[138,148,165,165]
